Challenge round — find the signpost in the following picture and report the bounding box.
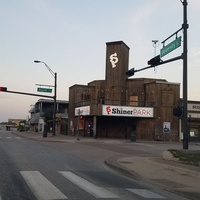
[37,88,52,93]
[160,36,182,57]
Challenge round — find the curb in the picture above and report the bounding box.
[105,155,141,180]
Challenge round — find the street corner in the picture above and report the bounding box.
[148,154,200,179]
[105,155,141,180]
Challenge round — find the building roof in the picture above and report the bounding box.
[37,99,68,104]
[106,41,130,49]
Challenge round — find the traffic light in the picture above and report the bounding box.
[173,107,183,117]
[126,68,135,77]
[79,115,83,120]
[147,55,161,66]
[0,87,7,91]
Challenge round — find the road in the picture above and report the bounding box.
[0,130,191,200]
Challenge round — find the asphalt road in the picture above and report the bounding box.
[0,130,190,200]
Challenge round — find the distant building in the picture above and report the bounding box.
[29,99,68,134]
[8,119,26,126]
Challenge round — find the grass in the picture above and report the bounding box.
[168,149,200,166]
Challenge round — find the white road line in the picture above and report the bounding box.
[20,171,67,200]
[0,195,2,200]
[126,189,166,199]
[15,137,21,139]
[59,171,120,199]
[6,137,12,139]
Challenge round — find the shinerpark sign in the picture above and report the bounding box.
[102,105,154,118]
[160,36,182,58]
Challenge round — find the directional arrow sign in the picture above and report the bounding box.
[160,36,182,58]
[37,88,52,93]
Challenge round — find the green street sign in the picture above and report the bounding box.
[37,87,52,93]
[160,36,182,58]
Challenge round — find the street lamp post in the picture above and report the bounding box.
[34,60,57,136]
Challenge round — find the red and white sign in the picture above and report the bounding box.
[102,105,153,118]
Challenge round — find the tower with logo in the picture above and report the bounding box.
[105,41,129,105]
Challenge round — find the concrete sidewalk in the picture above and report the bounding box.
[12,131,130,143]
[12,131,200,200]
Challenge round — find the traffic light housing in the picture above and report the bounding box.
[173,107,183,117]
[126,68,135,77]
[0,87,7,91]
[147,55,161,66]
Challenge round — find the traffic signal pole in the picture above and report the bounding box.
[126,55,182,77]
[182,0,189,149]
[126,0,189,149]
[1,90,54,99]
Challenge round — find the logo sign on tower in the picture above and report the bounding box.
[110,53,119,68]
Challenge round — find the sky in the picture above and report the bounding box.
[0,0,200,122]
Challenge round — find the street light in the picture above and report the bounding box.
[34,60,57,136]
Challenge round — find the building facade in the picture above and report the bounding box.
[29,99,68,134]
[68,41,181,141]
[179,100,200,142]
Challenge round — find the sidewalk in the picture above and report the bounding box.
[12,131,200,200]
[12,131,129,143]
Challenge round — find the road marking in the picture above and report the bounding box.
[15,137,21,139]
[6,137,12,139]
[126,189,166,199]
[59,171,120,199]
[0,195,1,200]
[20,171,67,200]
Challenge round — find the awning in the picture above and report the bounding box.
[29,115,39,124]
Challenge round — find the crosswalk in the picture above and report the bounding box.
[0,170,167,200]
[59,171,120,198]
[126,189,166,199]
[20,171,67,200]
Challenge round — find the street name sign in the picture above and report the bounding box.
[160,36,182,58]
[37,87,52,93]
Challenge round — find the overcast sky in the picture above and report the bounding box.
[0,0,199,122]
